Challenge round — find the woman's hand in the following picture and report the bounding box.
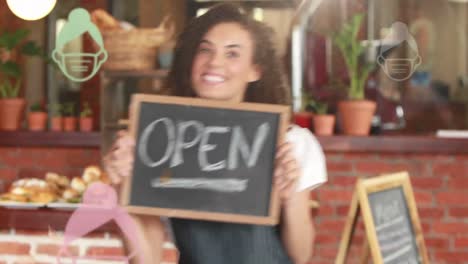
[274,142,301,204]
[103,130,135,184]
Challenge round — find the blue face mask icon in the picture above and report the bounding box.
[52,8,108,82]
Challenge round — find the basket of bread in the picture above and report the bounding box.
[0,166,110,206]
[91,9,174,71]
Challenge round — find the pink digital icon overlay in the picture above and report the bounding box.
[57,182,142,264]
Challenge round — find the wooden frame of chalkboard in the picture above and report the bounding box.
[336,172,429,264]
[120,94,290,225]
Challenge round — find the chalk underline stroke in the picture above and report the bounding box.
[151,178,249,192]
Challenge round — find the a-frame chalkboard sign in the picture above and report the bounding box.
[335,172,429,264]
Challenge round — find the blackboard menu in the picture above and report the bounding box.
[124,95,289,224]
[369,187,421,264]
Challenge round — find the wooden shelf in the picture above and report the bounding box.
[317,135,468,154]
[102,69,169,79]
[0,131,101,148]
[0,131,466,154]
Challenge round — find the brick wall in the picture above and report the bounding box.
[0,147,466,263]
[311,152,468,264]
[0,147,178,264]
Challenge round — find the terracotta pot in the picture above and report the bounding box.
[338,100,376,135]
[293,111,314,129]
[0,98,25,131]
[313,114,336,136]
[28,112,48,131]
[79,117,93,132]
[50,117,63,131]
[63,117,77,132]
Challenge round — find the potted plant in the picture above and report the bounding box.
[62,102,77,132]
[333,14,376,135]
[28,102,47,131]
[79,102,93,132]
[0,29,44,131]
[49,103,63,131]
[308,99,335,136]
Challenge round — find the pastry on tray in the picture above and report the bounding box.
[0,166,111,205]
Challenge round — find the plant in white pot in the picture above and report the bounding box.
[0,29,45,130]
[333,14,376,135]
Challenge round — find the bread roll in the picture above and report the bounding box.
[82,166,102,184]
[71,177,86,193]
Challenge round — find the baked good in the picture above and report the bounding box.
[71,177,86,193]
[62,188,81,203]
[82,166,102,184]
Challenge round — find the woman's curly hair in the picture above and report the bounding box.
[162,3,291,106]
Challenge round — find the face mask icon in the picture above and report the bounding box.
[52,8,108,82]
[377,22,421,82]
[378,55,421,82]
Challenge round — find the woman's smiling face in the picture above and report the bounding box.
[191,22,262,103]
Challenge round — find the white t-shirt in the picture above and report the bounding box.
[286,125,328,192]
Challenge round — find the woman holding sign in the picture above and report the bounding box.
[104,3,327,264]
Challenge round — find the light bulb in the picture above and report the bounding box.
[7,0,57,21]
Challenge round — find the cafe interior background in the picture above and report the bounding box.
[0,0,467,263]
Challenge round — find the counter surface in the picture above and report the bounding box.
[1,131,467,154]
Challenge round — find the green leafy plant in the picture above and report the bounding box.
[0,28,45,99]
[0,79,21,98]
[80,102,93,118]
[62,102,76,117]
[49,103,62,117]
[332,14,373,100]
[29,102,44,112]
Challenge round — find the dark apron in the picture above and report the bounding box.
[171,219,293,264]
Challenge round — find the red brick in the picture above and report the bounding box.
[316,205,334,216]
[449,207,468,218]
[418,207,445,218]
[343,153,377,160]
[86,246,125,257]
[433,163,468,177]
[433,222,468,234]
[414,191,434,205]
[355,161,390,174]
[411,177,444,189]
[15,230,49,236]
[328,176,357,187]
[425,237,449,248]
[455,154,468,162]
[336,205,351,216]
[326,162,353,173]
[434,251,468,263]
[163,248,178,262]
[317,220,346,232]
[319,189,353,203]
[391,163,428,177]
[313,246,338,258]
[447,175,468,189]
[436,192,468,205]
[37,244,79,256]
[0,242,30,255]
[454,237,468,249]
[315,234,340,245]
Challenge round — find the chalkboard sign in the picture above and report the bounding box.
[121,94,290,225]
[368,187,420,264]
[336,172,429,264]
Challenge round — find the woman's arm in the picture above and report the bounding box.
[128,215,165,264]
[281,191,315,264]
[275,142,315,263]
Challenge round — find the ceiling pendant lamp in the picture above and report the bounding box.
[6,0,57,21]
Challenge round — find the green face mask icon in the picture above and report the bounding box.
[52,8,108,82]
